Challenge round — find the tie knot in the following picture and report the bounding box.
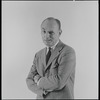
[48,47,52,53]
[49,47,51,51]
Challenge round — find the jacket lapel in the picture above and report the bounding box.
[40,47,46,76]
[44,40,65,71]
[43,47,47,68]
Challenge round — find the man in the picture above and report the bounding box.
[26,17,76,99]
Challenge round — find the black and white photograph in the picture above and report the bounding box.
[2,1,98,99]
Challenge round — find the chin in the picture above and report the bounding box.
[46,43,53,47]
[46,44,52,47]
[44,40,55,47]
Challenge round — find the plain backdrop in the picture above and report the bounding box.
[2,1,98,99]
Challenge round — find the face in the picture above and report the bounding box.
[41,19,61,47]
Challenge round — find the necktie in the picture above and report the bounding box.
[46,47,51,65]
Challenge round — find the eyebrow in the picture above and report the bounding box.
[48,31,54,33]
[42,28,54,33]
[42,28,45,30]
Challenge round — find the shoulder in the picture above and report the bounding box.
[60,41,75,53]
[35,47,46,57]
[64,44,75,53]
[60,42,76,57]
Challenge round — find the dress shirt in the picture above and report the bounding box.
[46,40,59,54]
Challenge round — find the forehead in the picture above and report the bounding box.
[41,19,59,31]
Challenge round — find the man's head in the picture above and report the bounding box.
[41,17,62,47]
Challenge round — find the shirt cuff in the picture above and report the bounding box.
[37,78,41,86]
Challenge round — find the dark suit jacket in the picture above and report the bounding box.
[26,40,76,99]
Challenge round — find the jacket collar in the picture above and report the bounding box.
[44,40,65,71]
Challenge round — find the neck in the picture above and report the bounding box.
[47,40,59,49]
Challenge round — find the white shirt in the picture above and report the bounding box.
[46,40,59,54]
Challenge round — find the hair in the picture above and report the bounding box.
[41,17,61,30]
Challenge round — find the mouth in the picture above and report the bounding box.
[44,39,54,46]
[45,39,52,42]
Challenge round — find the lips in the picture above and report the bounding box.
[45,39,52,42]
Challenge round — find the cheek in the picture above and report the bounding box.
[53,35,59,40]
[41,34,45,39]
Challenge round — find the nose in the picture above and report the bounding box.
[45,32,50,38]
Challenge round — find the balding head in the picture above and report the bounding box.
[41,17,62,47]
[41,17,61,30]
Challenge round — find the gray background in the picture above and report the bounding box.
[2,1,98,99]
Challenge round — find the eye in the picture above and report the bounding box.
[44,30,46,33]
[49,31,54,35]
[42,28,46,34]
[42,30,46,34]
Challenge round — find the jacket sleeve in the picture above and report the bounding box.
[38,48,76,91]
[26,54,43,95]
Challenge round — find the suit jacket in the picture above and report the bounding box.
[26,40,76,99]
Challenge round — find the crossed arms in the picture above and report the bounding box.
[26,48,76,96]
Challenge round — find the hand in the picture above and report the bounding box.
[43,90,48,95]
[34,75,41,83]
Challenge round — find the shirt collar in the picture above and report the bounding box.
[46,40,59,53]
[51,40,59,50]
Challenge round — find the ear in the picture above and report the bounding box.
[59,29,62,35]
